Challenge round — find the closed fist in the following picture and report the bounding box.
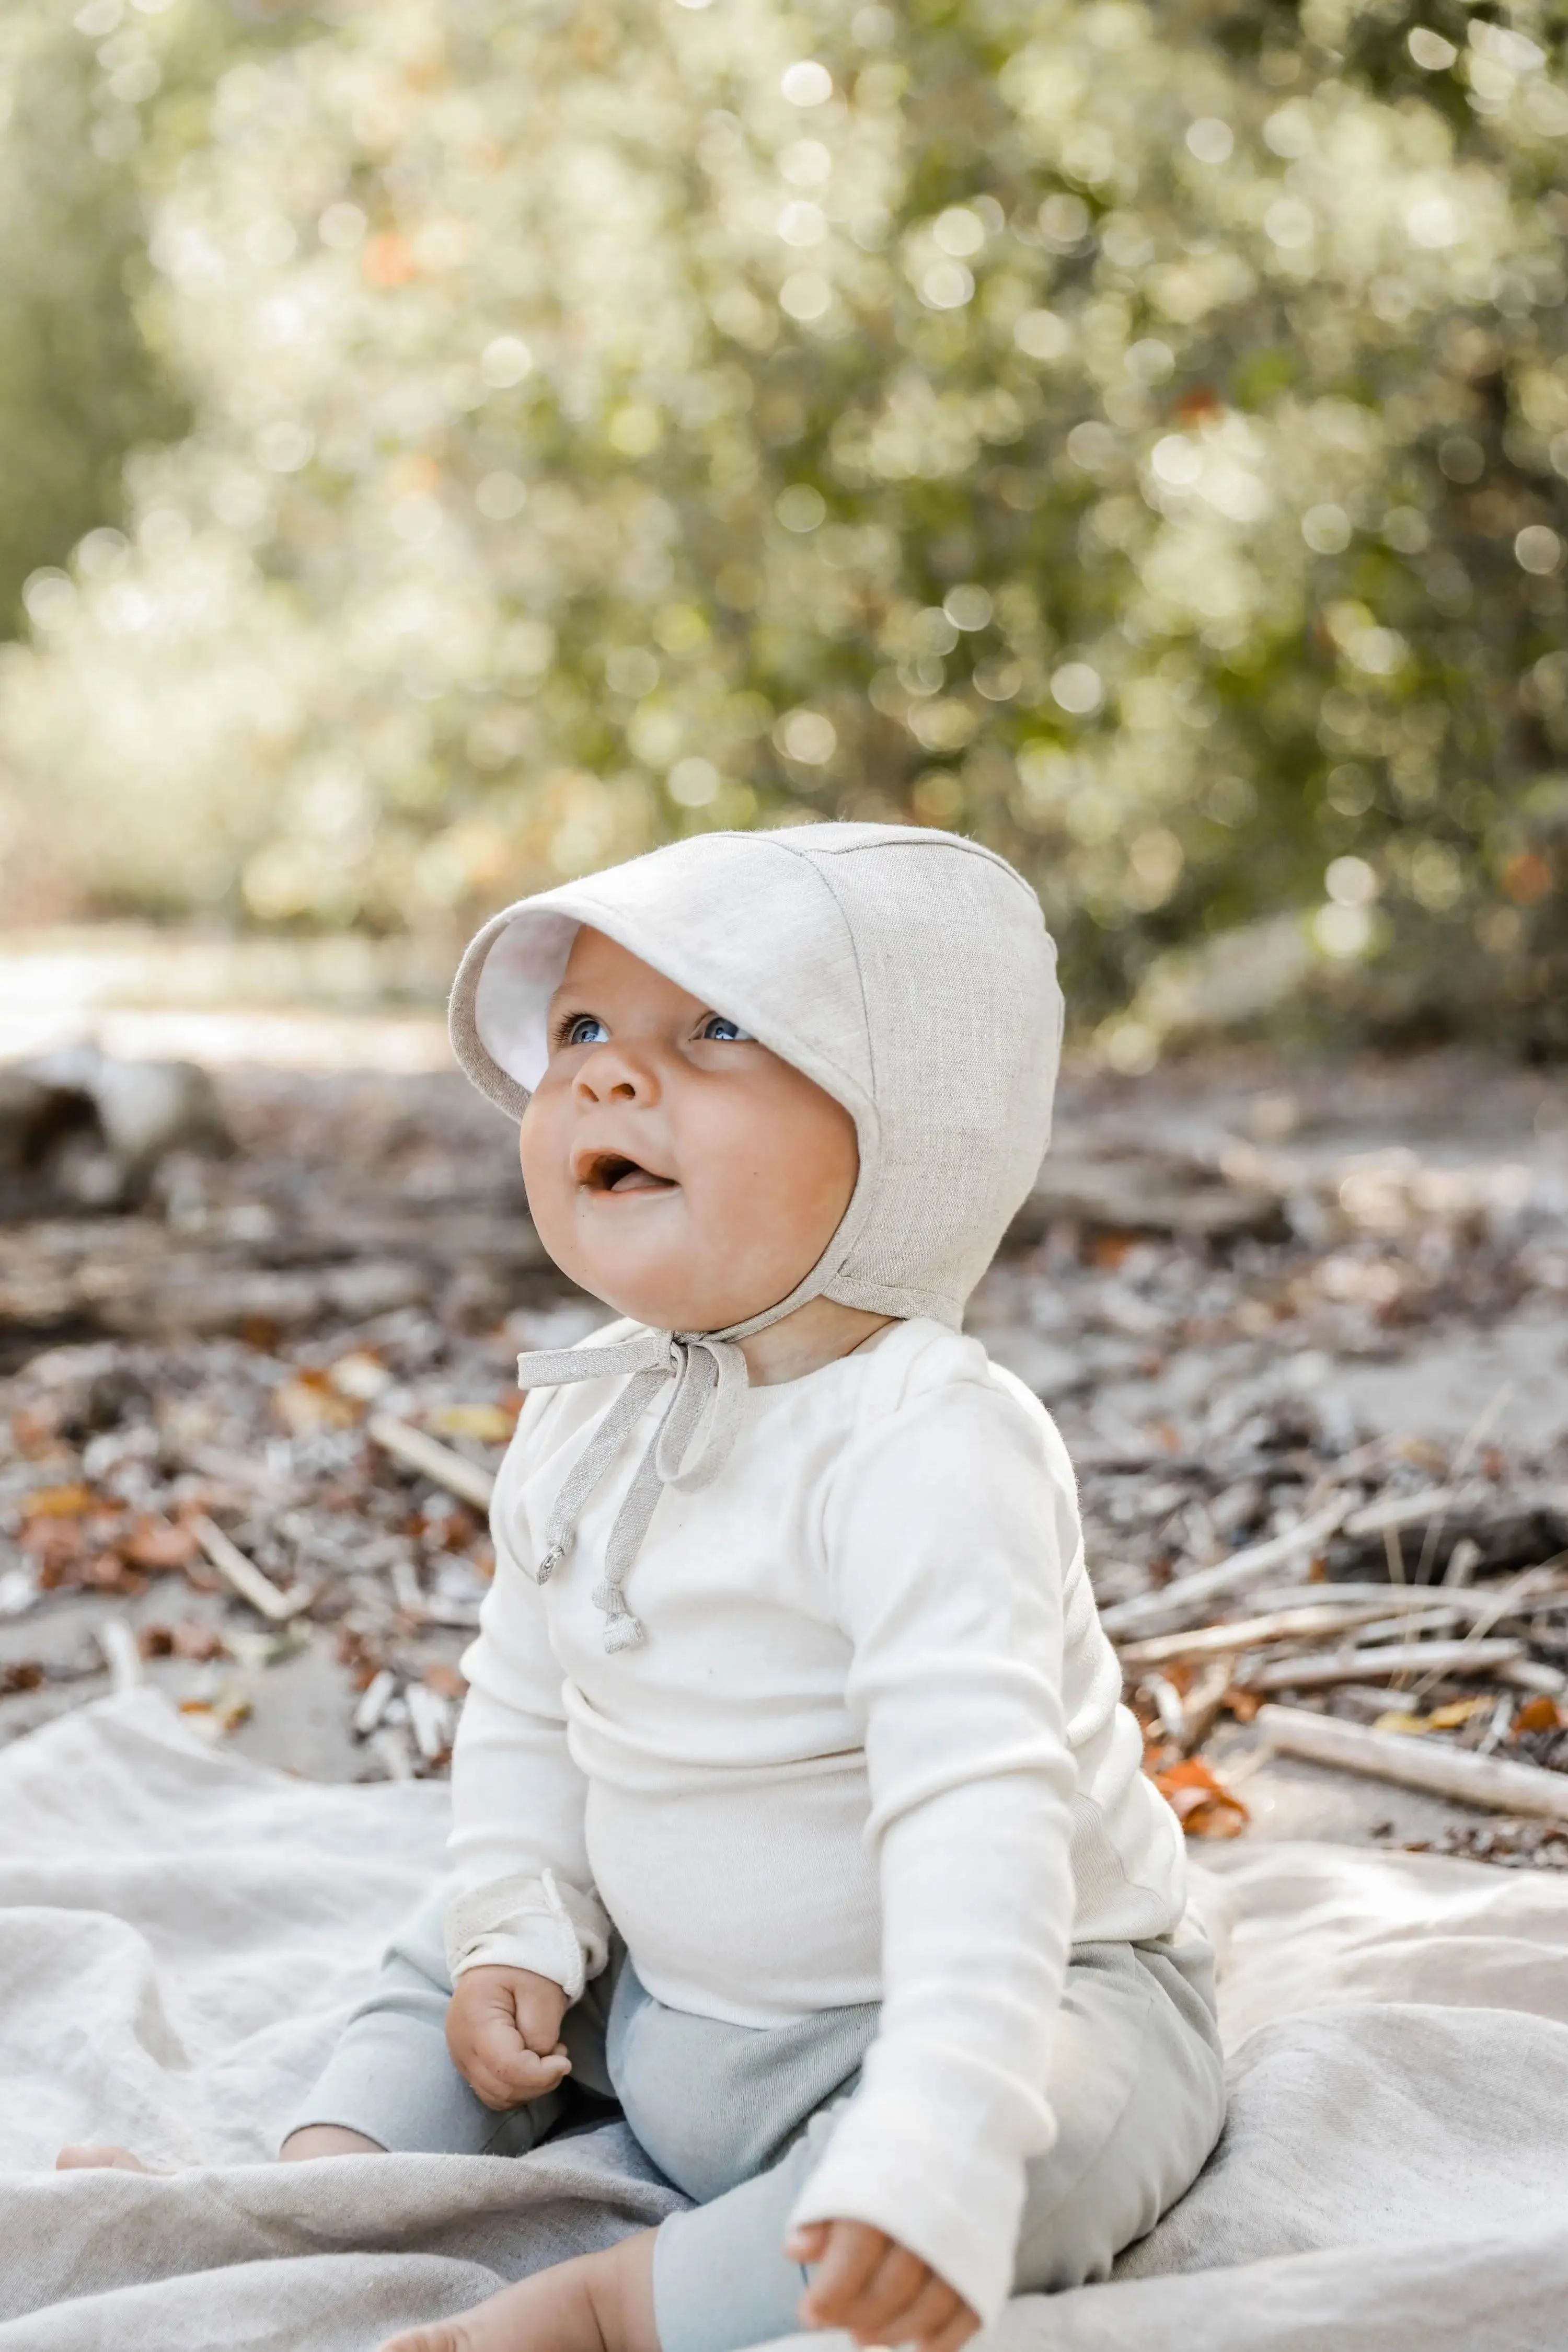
[445,1965,571,2110]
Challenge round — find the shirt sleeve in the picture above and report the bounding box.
[786,1373,1080,2325]
[442,1408,610,1998]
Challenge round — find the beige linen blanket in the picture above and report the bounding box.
[3,1690,1566,2350]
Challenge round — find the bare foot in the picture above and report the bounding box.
[377,2226,659,2352]
[56,2125,383,2174]
[279,2124,385,2160]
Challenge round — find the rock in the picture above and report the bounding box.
[0,1047,230,1221]
[1008,1149,1288,1244]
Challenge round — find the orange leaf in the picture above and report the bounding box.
[122,1518,200,1573]
[1514,1694,1564,1735]
[21,1485,93,1519]
[1150,1755,1250,1839]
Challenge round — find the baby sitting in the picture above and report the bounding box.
[64,822,1225,2352]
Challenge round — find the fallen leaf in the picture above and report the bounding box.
[1514,1694,1564,1736]
[122,1518,200,1573]
[20,1485,93,1519]
[430,1403,517,1443]
[1425,1696,1494,1731]
[273,1371,360,1437]
[1149,1755,1249,1839]
[1374,1695,1495,1737]
[422,1662,467,1700]
[179,1683,252,1737]
[140,1620,225,1662]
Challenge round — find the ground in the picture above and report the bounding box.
[2,1019,1565,1868]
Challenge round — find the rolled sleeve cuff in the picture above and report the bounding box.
[443,1867,607,2001]
[787,2087,1035,2327]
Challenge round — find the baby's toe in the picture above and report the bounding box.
[55,2145,153,2173]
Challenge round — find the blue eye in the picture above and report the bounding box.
[701,1015,754,1043]
[563,1014,609,1048]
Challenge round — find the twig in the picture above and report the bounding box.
[191,1516,312,1622]
[406,1682,453,1761]
[1405,1561,1568,1706]
[1098,1497,1349,1638]
[367,1415,498,1513]
[352,1669,398,1737]
[1416,1383,1513,1581]
[98,1616,142,1695]
[1343,1486,1469,1539]
[1179,1656,1236,1751]
[1241,1636,1523,1693]
[1237,1574,1568,1620]
[1258,1702,1568,1824]
[1119,1594,1473,1669]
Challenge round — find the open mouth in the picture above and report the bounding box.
[581,1151,677,1197]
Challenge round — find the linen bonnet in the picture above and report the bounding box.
[449,821,1063,1645]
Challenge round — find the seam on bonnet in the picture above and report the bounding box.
[759,834,880,1105]
[821,830,1042,909]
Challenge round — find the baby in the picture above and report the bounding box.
[66,823,1225,2352]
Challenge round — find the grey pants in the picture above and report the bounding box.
[288,1894,1226,2352]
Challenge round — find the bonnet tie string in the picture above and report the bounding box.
[511,1332,750,1651]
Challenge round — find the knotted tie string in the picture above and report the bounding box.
[512,1330,750,1651]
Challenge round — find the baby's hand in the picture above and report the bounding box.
[445,1965,571,2110]
[788,2220,978,2352]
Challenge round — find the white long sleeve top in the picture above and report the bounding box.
[445,1316,1188,2324]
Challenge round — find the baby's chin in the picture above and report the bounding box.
[563,1255,782,1338]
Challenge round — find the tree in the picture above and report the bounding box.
[2,0,1564,1049]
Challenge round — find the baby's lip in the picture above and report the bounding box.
[573,1145,678,1196]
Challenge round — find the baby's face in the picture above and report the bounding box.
[518,926,859,1333]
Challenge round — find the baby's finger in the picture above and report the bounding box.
[837,2242,931,2337]
[471,2013,558,2085]
[878,2274,963,2350]
[464,2038,569,2108]
[920,2300,980,2352]
[799,2221,889,2324]
[785,2222,830,2265]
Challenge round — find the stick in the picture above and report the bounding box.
[1342,1486,1469,1539]
[191,1516,312,1622]
[1237,1576,1568,1621]
[352,1669,398,1738]
[367,1415,498,1513]
[1418,1383,1514,1580]
[1258,1702,1568,1824]
[1098,1498,1350,1637]
[1119,1598,1457,1668]
[98,1616,143,1695]
[1242,1637,1523,1693]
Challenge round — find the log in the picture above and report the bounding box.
[1098,1498,1350,1637]
[367,1415,498,1513]
[1242,1637,1524,1693]
[1258,1703,1568,1824]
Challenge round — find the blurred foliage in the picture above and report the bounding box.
[1,0,1566,1054]
[0,8,189,637]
